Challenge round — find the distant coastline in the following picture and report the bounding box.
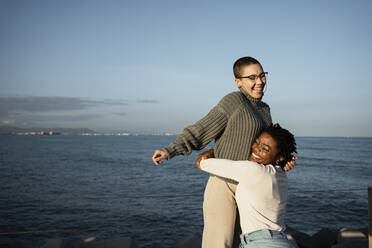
[1,126,370,138]
[0,126,175,136]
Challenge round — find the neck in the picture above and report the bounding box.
[239,88,262,104]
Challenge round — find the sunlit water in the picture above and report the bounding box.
[0,136,370,247]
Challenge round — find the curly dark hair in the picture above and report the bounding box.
[263,123,297,169]
[233,56,263,78]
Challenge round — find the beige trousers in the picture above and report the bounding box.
[202,175,241,248]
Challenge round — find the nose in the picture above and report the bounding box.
[256,77,264,85]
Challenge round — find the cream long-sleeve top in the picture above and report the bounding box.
[200,158,288,234]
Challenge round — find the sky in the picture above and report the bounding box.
[1,0,371,136]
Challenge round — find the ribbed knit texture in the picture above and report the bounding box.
[164,89,272,161]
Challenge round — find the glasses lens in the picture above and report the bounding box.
[260,73,267,81]
[247,75,257,80]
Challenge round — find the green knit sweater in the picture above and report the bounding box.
[164,89,272,161]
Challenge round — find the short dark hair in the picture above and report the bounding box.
[263,123,297,169]
[233,56,262,78]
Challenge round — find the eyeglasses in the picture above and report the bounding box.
[237,72,268,81]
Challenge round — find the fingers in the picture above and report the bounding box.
[154,156,165,165]
[152,150,167,165]
[283,160,294,171]
[195,153,204,169]
[195,156,202,169]
[195,148,215,169]
[200,148,215,159]
[283,155,299,171]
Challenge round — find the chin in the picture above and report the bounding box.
[254,94,263,98]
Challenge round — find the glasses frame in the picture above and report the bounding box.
[236,72,268,81]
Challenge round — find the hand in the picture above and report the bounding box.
[195,149,215,169]
[283,156,298,171]
[152,149,169,165]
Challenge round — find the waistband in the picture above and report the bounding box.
[240,229,288,244]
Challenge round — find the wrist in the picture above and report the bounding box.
[162,148,173,160]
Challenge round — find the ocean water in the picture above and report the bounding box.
[0,136,371,247]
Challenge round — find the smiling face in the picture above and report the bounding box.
[235,63,266,99]
[249,132,284,165]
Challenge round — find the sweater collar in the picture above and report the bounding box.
[239,88,262,105]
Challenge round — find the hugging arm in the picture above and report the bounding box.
[200,158,262,183]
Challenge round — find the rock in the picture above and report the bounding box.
[43,239,62,248]
[171,234,201,248]
[285,226,313,248]
[330,227,368,248]
[357,227,368,237]
[310,228,337,248]
[337,227,367,243]
[43,237,137,248]
[84,237,96,243]
[331,239,368,248]
[43,239,85,248]
[87,237,137,248]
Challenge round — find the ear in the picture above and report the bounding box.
[235,78,242,88]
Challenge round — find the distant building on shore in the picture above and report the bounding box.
[15,131,61,136]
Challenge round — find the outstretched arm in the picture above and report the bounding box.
[151,92,248,165]
[165,106,227,158]
[151,106,227,165]
[200,158,263,183]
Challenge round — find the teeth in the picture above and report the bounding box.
[252,153,261,159]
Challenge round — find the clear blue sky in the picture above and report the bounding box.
[1,0,371,136]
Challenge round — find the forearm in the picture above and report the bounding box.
[200,158,264,182]
[164,106,227,159]
[200,158,262,183]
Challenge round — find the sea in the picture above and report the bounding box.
[0,136,371,247]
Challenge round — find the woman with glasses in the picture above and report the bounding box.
[196,124,297,248]
[152,57,296,248]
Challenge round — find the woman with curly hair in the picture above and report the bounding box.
[197,124,297,248]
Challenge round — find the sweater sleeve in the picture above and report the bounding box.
[164,105,228,159]
[200,158,264,183]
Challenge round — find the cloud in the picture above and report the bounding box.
[112,112,127,116]
[3,114,103,125]
[136,99,159,104]
[0,96,131,126]
[89,99,128,106]
[0,96,128,116]
[31,114,103,122]
[0,96,86,115]
[0,96,159,128]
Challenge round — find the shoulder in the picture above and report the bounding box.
[260,100,270,108]
[264,164,287,177]
[219,91,245,103]
[256,99,271,112]
[217,91,246,115]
